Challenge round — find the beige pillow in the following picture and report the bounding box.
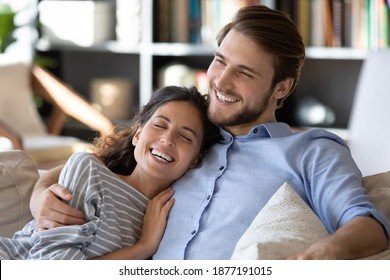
[0,150,38,238]
[231,182,329,260]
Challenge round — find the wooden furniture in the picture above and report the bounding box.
[0,62,114,168]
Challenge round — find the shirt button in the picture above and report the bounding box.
[191,230,196,235]
[206,195,211,200]
[219,166,224,171]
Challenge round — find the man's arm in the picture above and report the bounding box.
[30,165,85,230]
[288,216,388,259]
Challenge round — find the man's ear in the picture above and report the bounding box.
[132,126,142,146]
[273,77,294,100]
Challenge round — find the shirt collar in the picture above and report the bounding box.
[220,122,292,140]
[260,122,292,138]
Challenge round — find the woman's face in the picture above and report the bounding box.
[132,101,204,184]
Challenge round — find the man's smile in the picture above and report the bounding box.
[216,91,240,103]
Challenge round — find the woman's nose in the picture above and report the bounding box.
[160,132,175,147]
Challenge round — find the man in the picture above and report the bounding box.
[30,5,389,259]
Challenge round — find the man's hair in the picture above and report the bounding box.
[217,5,305,108]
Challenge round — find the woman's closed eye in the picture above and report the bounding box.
[152,119,168,129]
[179,132,193,143]
[153,123,166,129]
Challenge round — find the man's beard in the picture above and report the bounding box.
[208,89,273,128]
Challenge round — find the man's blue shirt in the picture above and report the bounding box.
[154,123,390,259]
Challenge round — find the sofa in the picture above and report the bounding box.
[1,149,390,259]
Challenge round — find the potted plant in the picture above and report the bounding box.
[0,3,16,53]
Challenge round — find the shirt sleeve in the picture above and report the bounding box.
[300,130,390,240]
[27,220,98,259]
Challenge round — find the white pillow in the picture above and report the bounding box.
[231,182,329,260]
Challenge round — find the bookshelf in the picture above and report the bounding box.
[36,0,389,131]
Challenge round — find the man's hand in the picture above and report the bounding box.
[287,216,388,260]
[31,184,86,230]
[287,236,339,260]
[30,165,85,230]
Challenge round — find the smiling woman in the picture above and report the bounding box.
[129,101,206,197]
[0,85,221,260]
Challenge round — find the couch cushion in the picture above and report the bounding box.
[0,151,38,238]
[363,171,390,225]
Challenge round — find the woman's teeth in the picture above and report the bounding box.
[151,149,174,162]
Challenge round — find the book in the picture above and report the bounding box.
[332,0,344,47]
[296,0,311,46]
[190,0,202,44]
[310,0,326,46]
[172,0,190,43]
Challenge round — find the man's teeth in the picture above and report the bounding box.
[151,149,174,162]
[216,92,239,103]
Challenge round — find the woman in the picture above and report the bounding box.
[0,86,220,260]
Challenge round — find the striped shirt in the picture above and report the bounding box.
[0,152,148,259]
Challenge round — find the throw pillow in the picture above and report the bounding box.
[0,150,38,238]
[231,182,329,260]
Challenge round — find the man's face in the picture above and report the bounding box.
[206,29,279,136]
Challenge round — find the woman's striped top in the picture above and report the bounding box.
[0,152,149,259]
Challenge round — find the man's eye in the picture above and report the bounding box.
[239,71,253,78]
[215,58,224,64]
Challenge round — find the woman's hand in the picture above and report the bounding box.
[94,188,175,260]
[137,187,175,257]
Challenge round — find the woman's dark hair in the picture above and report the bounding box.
[217,5,306,108]
[92,86,221,175]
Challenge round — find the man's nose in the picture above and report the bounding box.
[215,68,233,89]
